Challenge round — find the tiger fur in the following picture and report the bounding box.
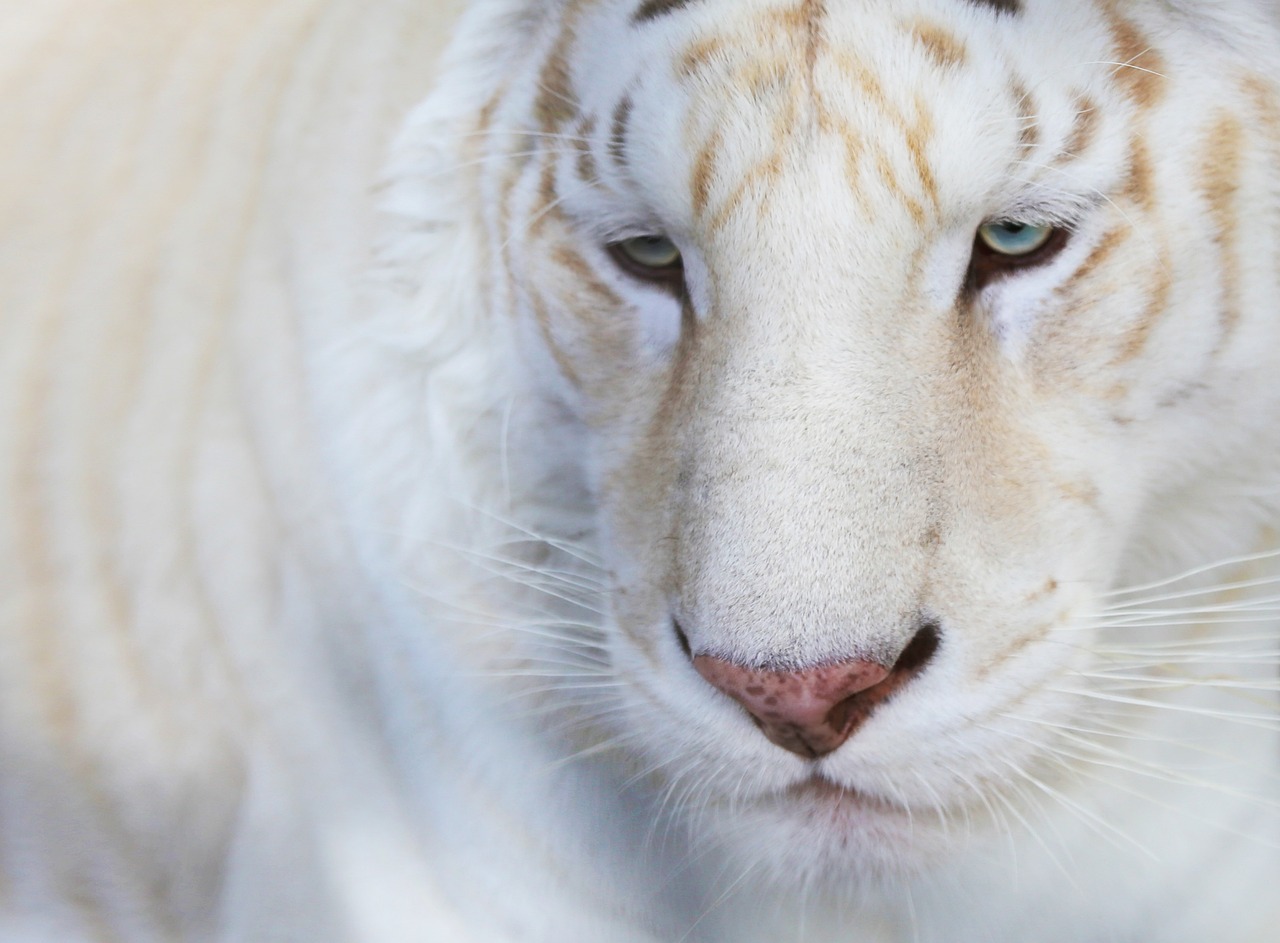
[2,0,1279,940]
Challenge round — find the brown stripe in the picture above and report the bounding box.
[678,35,723,78]
[906,95,940,211]
[802,0,826,76]
[633,0,699,23]
[690,127,722,218]
[967,0,1020,14]
[530,285,583,389]
[552,245,624,308]
[1112,259,1172,365]
[875,149,926,227]
[1069,226,1126,286]
[528,153,560,237]
[1012,81,1039,156]
[609,95,633,169]
[535,28,580,130]
[910,22,968,70]
[1059,481,1100,511]
[1123,134,1156,212]
[1061,93,1099,159]
[709,153,784,234]
[573,115,598,185]
[1105,12,1166,108]
[832,52,888,113]
[974,619,1053,681]
[841,123,866,207]
[1199,112,1244,352]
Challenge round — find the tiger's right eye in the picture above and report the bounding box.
[607,236,685,291]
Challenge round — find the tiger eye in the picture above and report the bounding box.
[607,236,685,290]
[967,221,1070,291]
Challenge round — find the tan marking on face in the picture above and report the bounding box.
[1123,133,1156,212]
[832,51,889,114]
[906,94,940,210]
[1111,254,1172,365]
[1199,112,1244,350]
[690,126,722,218]
[1061,93,1099,159]
[1068,225,1127,287]
[574,115,598,184]
[494,133,531,311]
[973,619,1056,681]
[875,149,927,226]
[474,87,506,155]
[1025,577,1060,604]
[909,21,968,70]
[741,55,791,101]
[552,244,625,309]
[535,19,581,130]
[708,152,785,234]
[830,52,935,218]
[1104,10,1166,108]
[841,124,868,210]
[761,0,827,77]
[1012,81,1039,156]
[679,34,723,78]
[609,95,633,169]
[529,283,584,389]
[1243,72,1280,137]
[1059,479,1101,509]
[800,0,827,75]
[528,154,560,237]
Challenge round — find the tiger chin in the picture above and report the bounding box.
[5,0,1280,940]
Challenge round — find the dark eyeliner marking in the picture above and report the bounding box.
[633,0,700,24]
[966,0,1021,15]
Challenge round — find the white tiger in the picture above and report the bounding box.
[2,0,1279,940]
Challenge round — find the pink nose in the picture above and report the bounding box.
[691,626,939,758]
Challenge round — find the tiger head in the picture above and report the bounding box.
[440,0,1280,880]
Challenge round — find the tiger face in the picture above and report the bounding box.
[469,0,1280,879]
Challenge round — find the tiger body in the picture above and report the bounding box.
[2,0,1279,940]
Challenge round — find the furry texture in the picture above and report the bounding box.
[3,0,1280,940]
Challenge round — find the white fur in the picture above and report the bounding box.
[2,0,1279,940]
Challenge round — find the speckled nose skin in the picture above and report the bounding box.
[692,656,892,758]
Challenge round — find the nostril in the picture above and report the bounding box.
[824,619,941,740]
[893,618,941,675]
[672,618,692,659]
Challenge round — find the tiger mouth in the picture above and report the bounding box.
[782,775,903,818]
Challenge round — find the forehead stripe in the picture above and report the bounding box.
[966,0,1021,14]
[610,96,633,167]
[633,0,700,23]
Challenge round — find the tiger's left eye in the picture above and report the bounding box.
[977,221,1056,257]
[607,235,685,291]
[968,220,1069,291]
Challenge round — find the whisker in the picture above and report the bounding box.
[1075,672,1280,695]
[1102,548,1280,599]
[1100,573,1280,611]
[1048,685,1280,732]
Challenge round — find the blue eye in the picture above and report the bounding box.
[976,221,1056,257]
[607,235,686,292]
[613,235,682,270]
